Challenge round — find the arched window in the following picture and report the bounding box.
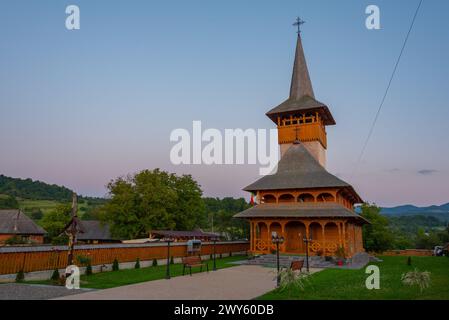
[278,194,295,203]
[298,193,315,203]
[317,193,335,202]
[262,194,276,204]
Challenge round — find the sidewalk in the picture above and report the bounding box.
[58,265,278,300]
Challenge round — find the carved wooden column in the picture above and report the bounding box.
[337,222,342,247]
[250,221,254,251]
[320,221,325,255]
[280,220,287,252]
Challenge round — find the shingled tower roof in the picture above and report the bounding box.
[266,34,335,125]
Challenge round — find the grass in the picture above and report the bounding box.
[18,198,91,217]
[258,256,449,300]
[19,199,61,215]
[27,255,245,290]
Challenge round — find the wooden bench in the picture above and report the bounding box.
[290,260,304,272]
[182,256,209,276]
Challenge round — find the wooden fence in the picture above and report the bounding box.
[381,249,433,257]
[0,241,249,275]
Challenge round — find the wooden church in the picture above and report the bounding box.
[235,26,368,258]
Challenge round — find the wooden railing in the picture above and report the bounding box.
[0,241,249,275]
[253,238,345,256]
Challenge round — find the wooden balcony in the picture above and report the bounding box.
[278,122,327,148]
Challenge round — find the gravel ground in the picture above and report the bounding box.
[0,283,93,300]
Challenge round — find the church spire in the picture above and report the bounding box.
[289,20,314,100]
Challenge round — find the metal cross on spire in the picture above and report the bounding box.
[293,17,305,34]
[293,125,301,144]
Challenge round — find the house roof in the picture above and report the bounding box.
[243,142,363,203]
[150,230,220,240]
[0,209,46,235]
[76,220,116,241]
[233,202,369,224]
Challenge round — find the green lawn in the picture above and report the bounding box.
[258,256,449,300]
[19,199,61,215]
[28,255,246,290]
[18,198,91,217]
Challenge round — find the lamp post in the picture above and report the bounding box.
[300,233,312,273]
[212,237,218,271]
[271,231,284,287]
[165,237,174,279]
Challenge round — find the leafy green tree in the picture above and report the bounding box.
[204,197,250,240]
[414,229,441,249]
[361,203,395,252]
[40,204,71,242]
[27,208,44,221]
[102,169,206,239]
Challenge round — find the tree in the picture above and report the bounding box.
[414,229,441,249]
[203,197,250,240]
[360,203,395,252]
[40,203,71,242]
[0,195,19,209]
[101,169,206,239]
[28,208,44,221]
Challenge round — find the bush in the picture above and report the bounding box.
[5,236,28,245]
[135,258,140,269]
[335,246,346,259]
[112,258,119,271]
[16,270,25,282]
[170,256,174,265]
[401,268,431,292]
[278,268,311,298]
[76,255,91,267]
[152,259,158,267]
[85,263,93,276]
[51,268,60,281]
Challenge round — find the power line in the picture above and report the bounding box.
[351,0,424,179]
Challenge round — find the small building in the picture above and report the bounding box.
[76,220,120,244]
[0,209,46,244]
[149,230,220,242]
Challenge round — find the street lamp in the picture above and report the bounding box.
[299,233,312,273]
[271,231,284,287]
[212,237,219,271]
[165,237,174,279]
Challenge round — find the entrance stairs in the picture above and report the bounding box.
[244,254,335,269]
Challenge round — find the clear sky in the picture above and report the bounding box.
[0,0,448,207]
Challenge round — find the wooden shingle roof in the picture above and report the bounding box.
[265,34,335,125]
[233,202,369,224]
[243,142,363,203]
[0,209,46,235]
[77,220,116,241]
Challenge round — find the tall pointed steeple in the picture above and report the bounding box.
[289,34,315,100]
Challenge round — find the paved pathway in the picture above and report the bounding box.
[59,265,281,300]
[0,283,92,300]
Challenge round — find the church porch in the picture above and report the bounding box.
[249,218,364,258]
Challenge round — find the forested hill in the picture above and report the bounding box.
[0,174,73,201]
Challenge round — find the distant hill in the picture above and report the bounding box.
[356,203,449,222]
[0,174,106,204]
[0,174,73,201]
